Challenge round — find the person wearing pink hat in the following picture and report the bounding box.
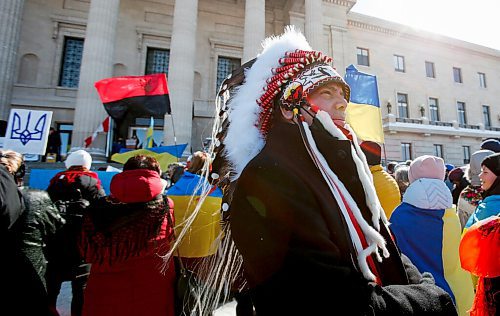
[390,155,474,315]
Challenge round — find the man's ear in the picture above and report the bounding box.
[280,106,294,120]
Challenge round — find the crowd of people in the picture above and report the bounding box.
[1,27,498,316]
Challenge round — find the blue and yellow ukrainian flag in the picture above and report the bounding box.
[344,64,384,143]
[145,116,154,148]
[390,206,474,315]
[111,143,187,171]
[167,172,223,258]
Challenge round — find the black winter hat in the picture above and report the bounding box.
[481,152,500,177]
[480,139,500,153]
[360,141,381,166]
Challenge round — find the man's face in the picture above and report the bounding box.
[305,82,348,125]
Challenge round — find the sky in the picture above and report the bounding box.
[350,0,500,50]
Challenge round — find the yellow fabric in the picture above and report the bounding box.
[145,117,154,148]
[346,102,384,143]
[111,149,178,171]
[171,195,222,258]
[370,165,400,219]
[442,208,475,316]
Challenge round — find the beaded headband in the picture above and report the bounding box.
[281,63,350,109]
[256,50,349,136]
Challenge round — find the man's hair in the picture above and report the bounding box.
[0,150,24,175]
[123,155,161,175]
[187,151,209,174]
[387,161,398,173]
[394,164,410,194]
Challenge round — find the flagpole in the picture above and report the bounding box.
[105,118,113,159]
[382,143,388,167]
[169,114,179,162]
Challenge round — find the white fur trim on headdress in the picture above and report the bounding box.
[223,26,311,180]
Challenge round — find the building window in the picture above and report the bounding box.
[145,48,170,75]
[357,47,370,66]
[478,72,487,88]
[429,97,440,121]
[397,93,409,119]
[59,37,84,88]
[453,67,462,83]
[483,105,491,128]
[463,146,470,164]
[216,56,240,92]
[394,55,405,72]
[457,101,467,125]
[57,123,73,158]
[401,143,412,161]
[425,61,435,78]
[433,144,443,158]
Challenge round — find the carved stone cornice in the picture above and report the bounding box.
[322,0,356,7]
[347,19,399,36]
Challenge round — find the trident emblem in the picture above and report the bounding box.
[10,111,47,145]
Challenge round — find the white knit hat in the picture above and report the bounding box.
[65,150,92,170]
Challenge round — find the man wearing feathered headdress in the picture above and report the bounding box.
[177,27,457,315]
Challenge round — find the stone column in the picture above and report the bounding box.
[71,0,120,156]
[0,0,25,120]
[305,0,323,51]
[243,0,265,63]
[164,0,198,150]
[330,25,347,72]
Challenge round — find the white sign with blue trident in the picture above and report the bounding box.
[3,109,53,155]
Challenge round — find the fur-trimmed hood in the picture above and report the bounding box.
[403,178,453,210]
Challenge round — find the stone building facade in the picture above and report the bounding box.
[1,0,499,165]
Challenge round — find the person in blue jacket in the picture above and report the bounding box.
[465,152,500,229]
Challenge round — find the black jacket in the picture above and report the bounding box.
[1,187,64,316]
[230,119,457,315]
[46,169,105,270]
[18,188,66,288]
[0,164,24,232]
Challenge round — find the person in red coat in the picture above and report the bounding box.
[80,155,175,316]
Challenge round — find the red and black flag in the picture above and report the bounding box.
[95,74,170,137]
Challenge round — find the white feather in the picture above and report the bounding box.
[224,26,312,180]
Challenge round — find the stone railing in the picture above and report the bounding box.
[429,120,453,127]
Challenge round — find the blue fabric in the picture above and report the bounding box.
[390,202,454,302]
[167,171,222,198]
[465,195,500,228]
[119,143,187,157]
[28,169,117,195]
[344,64,380,107]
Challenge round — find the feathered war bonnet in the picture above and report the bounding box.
[217,26,350,180]
[209,26,391,283]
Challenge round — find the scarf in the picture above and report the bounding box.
[460,185,484,207]
[81,195,172,265]
[299,111,388,283]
